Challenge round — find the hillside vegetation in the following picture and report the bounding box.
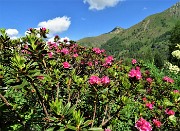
[79,2,180,67]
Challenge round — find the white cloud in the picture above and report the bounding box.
[83,0,123,10]
[60,37,70,43]
[6,29,19,37]
[48,37,55,42]
[143,7,147,10]
[48,36,70,43]
[38,16,71,35]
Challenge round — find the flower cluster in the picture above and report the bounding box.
[146,102,154,110]
[61,48,69,55]
[103,56,114,67]
[48,52,53,58]
[164,62,180,74]
[89,75,110,85]
[165,108,175,116]
[135,117,152,131]
[21,44,31,54]
[63,62,71,69]
[132,59,137,64]
[172,50,180,59]
[92,47,104,54]
[128,68,142,80]
[153,119,161,128]
[48,42,58,50]
[173,90,179,93]
[163,76,174,83]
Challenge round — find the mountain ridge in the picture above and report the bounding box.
[78,2,180,66]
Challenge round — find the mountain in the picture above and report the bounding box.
[78,26,124,47]
[78,2,180,66]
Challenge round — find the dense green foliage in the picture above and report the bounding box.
[0,28,180,131]
[168,21,180,67]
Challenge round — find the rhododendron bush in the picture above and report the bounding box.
[0,28,179,131]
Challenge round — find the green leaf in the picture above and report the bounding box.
[83,120,93,127]
[169,115,177,125]
[66,125,77,130]
[46,127,55,131]
[163,98,174,106]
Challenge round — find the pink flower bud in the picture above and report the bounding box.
[36,75,44,80]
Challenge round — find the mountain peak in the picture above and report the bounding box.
[109,26,124,34]
[166,2,180,17]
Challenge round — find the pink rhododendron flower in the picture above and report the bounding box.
[56,49,61,53]
[21,44,31,54]
[81,61,85,65]
[107,56,114,61]
[73,53,78,58]
[128,68,142,80]
[135,117,152,131]
[146,103,153,110]
[129,69,136,77]
[24,44,28,49]
[145,70,150,75]
[151,101,155,105]
[142,97,147,102]
[103,56,114,67]
[63,62,71,69]
[87,61,93,66]
[72,49,77,53]
[92,47,102,54]
[163,76,174,83]
[94,60,98,65]
[61,48,69,55]
[36,76,44,80]
[48,42,58,50]
[173,90,179,93]
[104,128,111,131]
[101,49,105,53]
[101,76,110,85]
[136,66,141,70]
[48,52,53,58]
[153,119,161,128]
[146,78,153,84]
[132,59,137,64]
[63,39,68,43]
[165,108,175,115]
[29,28,33,31]
[41,27,46,31]
[89,76,101,85]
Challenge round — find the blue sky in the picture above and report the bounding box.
[0,0,179,40]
